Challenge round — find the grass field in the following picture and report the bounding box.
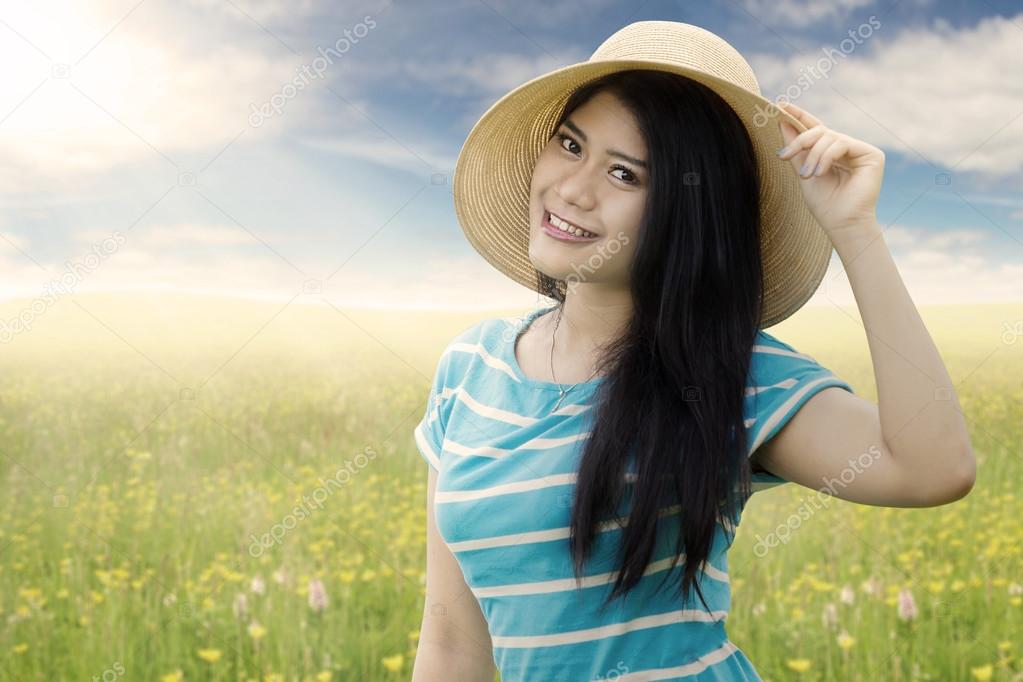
[0,292,1020,681]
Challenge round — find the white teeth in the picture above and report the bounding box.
[549,212,596,238]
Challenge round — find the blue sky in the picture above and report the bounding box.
[1,0,1022,310]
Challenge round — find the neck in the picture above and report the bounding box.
[553,285,632,356]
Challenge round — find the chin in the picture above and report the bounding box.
[527,243,578,282]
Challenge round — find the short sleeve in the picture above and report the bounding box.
[745,331,855,492]
[413,348,452,473]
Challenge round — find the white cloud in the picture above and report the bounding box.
[0,2,319,186]
[73,223,259,247]
[880,225,989,250]
[295,134,456,177]
[0,231,32,251]
[739,0,880,27]
[483,0,620,26]
[181,0,325,24]
[748,12,1023,176]
[398,50,589,98]
[812,224,1023,306]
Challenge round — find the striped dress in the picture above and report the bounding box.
[414,304,854,681]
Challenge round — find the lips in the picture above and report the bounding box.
[542,210,600,242]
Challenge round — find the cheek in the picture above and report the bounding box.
[530,151,557,185]
[611,196,646,239]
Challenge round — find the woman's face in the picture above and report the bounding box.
[528,89,648,289]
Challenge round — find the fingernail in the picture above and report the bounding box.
[799,162,809,175]
[776,147,787,157]
[813,163,823,176]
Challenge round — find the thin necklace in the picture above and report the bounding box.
[549,305,601,412]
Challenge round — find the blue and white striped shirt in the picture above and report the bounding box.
[414,305,854,681]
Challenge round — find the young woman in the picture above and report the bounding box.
[412,21,975,682]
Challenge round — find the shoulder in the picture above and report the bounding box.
[748,330,834,384]
[433,314,513,383]
[440,315,508,358]
[752,329,819,360]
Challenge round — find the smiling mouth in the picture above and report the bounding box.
[542,210,600,241]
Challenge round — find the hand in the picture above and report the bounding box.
[776,101,886,242]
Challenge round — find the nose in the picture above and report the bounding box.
[553,161,597,211]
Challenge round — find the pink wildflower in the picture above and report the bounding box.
[897,588,918,621]
[308,578,329,612]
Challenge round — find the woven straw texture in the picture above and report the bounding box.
[452,21,832,329]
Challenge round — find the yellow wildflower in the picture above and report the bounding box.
[160,671,184,682]
[837,631,856,650]
[381,653,404,673]
[316,672,332,682]
[12,643,28,654]
[248,622,268,641]
[197,648,222,663]
[786,659,812,673]
[970,664,993,681]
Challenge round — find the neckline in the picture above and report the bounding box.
[507,304,606,393]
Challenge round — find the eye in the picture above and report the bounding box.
[555,132,580,155]
[554,132,640,185]
[610,165,637,183]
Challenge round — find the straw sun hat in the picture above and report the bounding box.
[451,20,828,329]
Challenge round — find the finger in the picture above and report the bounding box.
[778,125,829,177]
[800,135,839,178]
[778,124,828,159]
[777,101,825,129]
[814,139,850,177]
[777,118,800,149]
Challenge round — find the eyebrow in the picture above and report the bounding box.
[561,119,649,169]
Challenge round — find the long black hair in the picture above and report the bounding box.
[536,70,764,615]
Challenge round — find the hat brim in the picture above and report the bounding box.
[452,58,832,329]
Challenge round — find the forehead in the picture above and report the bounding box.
[565,90,644,150]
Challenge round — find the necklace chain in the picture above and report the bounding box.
[549,305,601,411]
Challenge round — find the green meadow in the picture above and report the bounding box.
[0,292,1019,681]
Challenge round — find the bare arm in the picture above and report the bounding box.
[751,221,975,507]
[833,222,975,490]
[412,466,497,682]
